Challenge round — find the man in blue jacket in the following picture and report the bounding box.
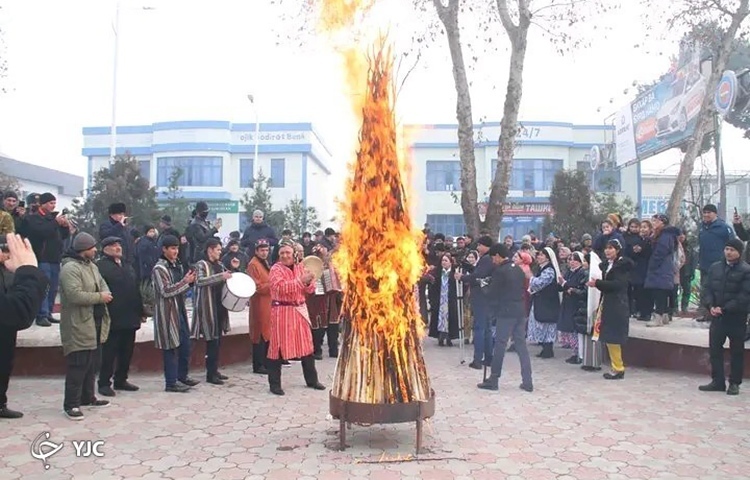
[455,236,494,370]
[698,204,736,322]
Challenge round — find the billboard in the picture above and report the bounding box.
[630,50,708,160]
[614,103,637,166]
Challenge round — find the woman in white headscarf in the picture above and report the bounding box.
[526,247,561,358]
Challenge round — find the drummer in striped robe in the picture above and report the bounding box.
[266,240,326,396]
[191,238,232,385]
[307,242,343,360]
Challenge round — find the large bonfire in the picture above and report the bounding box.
[329,42,432,404]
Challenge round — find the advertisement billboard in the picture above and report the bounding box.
[630,51,708,160]
[614,103,637,166]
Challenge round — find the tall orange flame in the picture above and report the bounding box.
[328,40,432,403]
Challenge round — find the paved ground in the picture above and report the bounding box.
[1,340,749,480]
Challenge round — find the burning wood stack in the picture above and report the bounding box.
[330,44,432,406]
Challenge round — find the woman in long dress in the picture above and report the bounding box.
[526,247,561,358]
[424,253,460,346]
[557,251,588,363]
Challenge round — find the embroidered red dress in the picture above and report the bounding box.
[267,262,316,360]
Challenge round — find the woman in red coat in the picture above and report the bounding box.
[266,240,326,395]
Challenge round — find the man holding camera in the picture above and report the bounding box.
[1,192,25,233]
[0,234,49,418]
[19,192,70,327]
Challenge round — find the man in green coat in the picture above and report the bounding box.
[59,232,113,420]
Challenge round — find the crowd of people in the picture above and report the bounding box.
[1,189,749,423]
[0,191,340,420]
[418,206,750,395]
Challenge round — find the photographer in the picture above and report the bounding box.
[19,192,70,327]
[1,192,24,232]
[0,234,50,419]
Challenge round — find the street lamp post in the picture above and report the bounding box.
[247,94,260,181]
[110,1,121,162]
[110,3,155,162]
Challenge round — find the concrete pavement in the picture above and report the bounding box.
[1,340,748,480]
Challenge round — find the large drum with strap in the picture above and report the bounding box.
[221,272,256,312]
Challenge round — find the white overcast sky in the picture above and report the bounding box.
[0,0,748,189]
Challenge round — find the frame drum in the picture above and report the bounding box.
[221,272,257,312]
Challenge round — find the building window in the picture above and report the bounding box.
[426,161,461,192]
[492,159,563,191]
[240,158,254,188]
[156,156,223,187]
[138,160,151,182]
[270,158,285,188]
[426,214,465,237]
[576,161,621,192]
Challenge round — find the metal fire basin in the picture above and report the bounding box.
[329,390,436,455]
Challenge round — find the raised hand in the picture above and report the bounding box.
[4,233,38,271]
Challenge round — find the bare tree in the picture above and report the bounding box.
[650,0,750,223]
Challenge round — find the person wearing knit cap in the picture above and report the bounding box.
[19,191,70,327]
[697,237,750,395]
[186,202,222,263]
[152,235,198,393]
[477,243,533,392]
[697,204,736,323]
[526,247,562,359]
[455,235,496,370]
[99,202,135,267]
[58,231,113,419]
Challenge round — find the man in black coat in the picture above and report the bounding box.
[99,203,136,266]
[455,236,496,370]
[96,237,146,397]
[240,209,278,255]
[0,233,49,418]
[699,238,750,396]
[477,243,533,392]
[18,192,70,327]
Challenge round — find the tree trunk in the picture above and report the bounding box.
[487,0,531,238]
[434,0,480,237]
[667,1,750,222]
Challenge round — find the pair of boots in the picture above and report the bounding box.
[438,332,453,347]
[267,355,326,396]
[537,343,554,358]
[312,324,340,360]
[645,313,669,327]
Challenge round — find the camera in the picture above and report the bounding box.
[0,243,8,253]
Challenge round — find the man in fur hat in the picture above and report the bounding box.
[99,203,135,266]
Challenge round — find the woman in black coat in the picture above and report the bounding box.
[587,239,633,380]
[557,251,588,364]
[423,253,460,346]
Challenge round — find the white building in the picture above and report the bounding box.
[406,122,640,238]
[641,171,750,218]
[0,153,84,210]
[82,121,334,234]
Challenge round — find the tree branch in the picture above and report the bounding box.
[531,0,588,15]
[496,0,519,38]
[709,0,735,17]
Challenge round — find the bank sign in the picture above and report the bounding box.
[630,51,707,160]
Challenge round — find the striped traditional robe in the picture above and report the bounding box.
[152,258,191,350]
[191,259,230,341]
[267,262,316,360]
